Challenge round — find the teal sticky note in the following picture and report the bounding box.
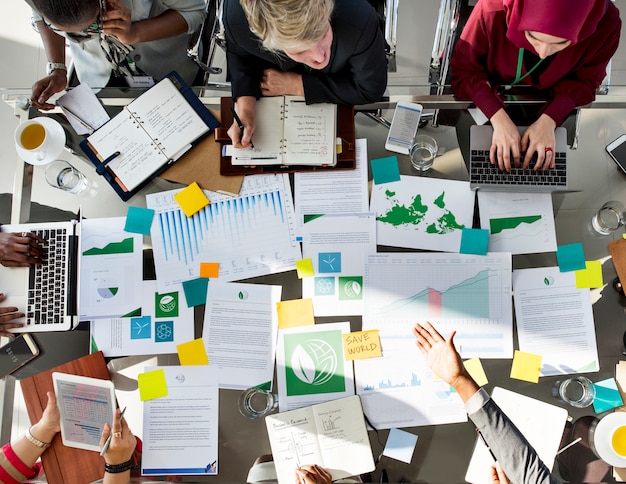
[592,377,624,413]
[556,243,586,272]
[371,156,401,185]
[460,228,489,255]
[182,278,209,307]
[124,206,155,235]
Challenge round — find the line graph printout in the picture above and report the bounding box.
[477,191,556,254]
[354,252,512,429]
[147,174,301,290]
[370,176,474,252]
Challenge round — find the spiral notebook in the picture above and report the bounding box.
[230,96,337,166]
[80,72,219,200]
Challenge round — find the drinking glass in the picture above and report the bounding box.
[409,134,438,172]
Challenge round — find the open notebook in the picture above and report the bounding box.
[231,96,337,166]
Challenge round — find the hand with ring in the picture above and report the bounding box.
[520,114,557,170]
[0,231,45,267]
[99,408,136,466]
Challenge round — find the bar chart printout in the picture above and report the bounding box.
[147,174,301,289]
[354,252,512,429]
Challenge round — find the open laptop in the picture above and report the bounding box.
[0,219,81,332]
[469,125,569,191]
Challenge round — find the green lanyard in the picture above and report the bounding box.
[509,48,545,86]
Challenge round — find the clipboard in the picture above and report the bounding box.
[79,71,219,201]
[215,97,356,175]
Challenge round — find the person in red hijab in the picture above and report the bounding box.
[451,0,621,172]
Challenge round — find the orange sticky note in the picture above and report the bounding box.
[464,357,488,387]
[200,262,220,278]
[174,182,210,217]
[510,350,542,383]
[138,369,168,401]
[342,330,382,360]
[575,260,604,288]
[176,338,209,366]
[276,299,315,328]
[296,258,315,278]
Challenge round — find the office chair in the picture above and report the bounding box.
[187,0,228,86]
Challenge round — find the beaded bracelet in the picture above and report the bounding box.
[104,458,134,474]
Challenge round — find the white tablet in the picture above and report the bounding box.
[52,372,116,452]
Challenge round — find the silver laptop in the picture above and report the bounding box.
[0,219,81,332]
[469,125,569,191]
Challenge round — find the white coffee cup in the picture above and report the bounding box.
[14,118,66,165]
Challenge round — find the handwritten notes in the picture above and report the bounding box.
[342,330,382,360]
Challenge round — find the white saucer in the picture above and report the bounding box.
[594,412,626,467]
[16,117,66,166]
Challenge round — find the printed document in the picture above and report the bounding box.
[301,212,376,316]
[294,138,369,240]
[142,365,219,475]
[513,266,599,375]
[202,281,282,389]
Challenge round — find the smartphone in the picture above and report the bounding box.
[0,334,40,379]
[385,101,423,154]
[606,134,626,174]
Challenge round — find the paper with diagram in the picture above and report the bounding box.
[478,191,557,254]
[147,174,301,290]
[370,176,474,251]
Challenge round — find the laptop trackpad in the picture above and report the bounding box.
[0,267,28,311]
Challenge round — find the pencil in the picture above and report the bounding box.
[100,407,127,456]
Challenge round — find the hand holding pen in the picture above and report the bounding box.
[99,407,136,466]
[227,96,256,149]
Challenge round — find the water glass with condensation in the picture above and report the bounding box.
[45,160,98,198]
[409,134,438,172]
[590,200,626,235]
[238,387,278,419]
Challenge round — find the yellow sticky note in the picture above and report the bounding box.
[464,357,489,387]
[174,182,210,217]
[138,369,168,401]
[296,258,315,278]
[575,260,604,288]
[200,262,220,279]
[176,338,209,366]
[342,330,382,360]
[276,299,315,328]
[510,350,542,383]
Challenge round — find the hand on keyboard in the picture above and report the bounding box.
[0,232,45,267]
[0,293,24,336]
[521,115,557,170]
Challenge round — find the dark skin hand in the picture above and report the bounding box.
[0,232,45,267]
[0,293,25,336]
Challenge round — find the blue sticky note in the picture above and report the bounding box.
[383,428,418,464]
[124,206,155,235]
[592,377,624,413]
[182,278,209,307]
[556,243,586,272]
[460,228,489,255]
[371,156,401,185]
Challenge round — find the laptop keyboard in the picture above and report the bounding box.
[470,150,567,187]
[26,228,68,325]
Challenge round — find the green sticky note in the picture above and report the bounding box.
[138,369,168,401]
[592,377,624,413]
[296,258,315,278]
[176,338,209,366]
[174,182,210,217]
[371,156,401,185]
[575,260,603,288]
[182,278,209,307]
[124,206,155,235]
[556,243,586,272]
[460,228,489,255]
[510,350,542,383]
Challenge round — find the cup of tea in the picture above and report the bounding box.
[14,118,66,165]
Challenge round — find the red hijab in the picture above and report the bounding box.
[504,0,608,50]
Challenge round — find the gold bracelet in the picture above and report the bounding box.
[25,427,51,449]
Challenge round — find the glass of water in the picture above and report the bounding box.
[45,160,98,198]
[590,200,626,236]
[553,376,596,408]
[409,134,438,173]
[238,387,278,419]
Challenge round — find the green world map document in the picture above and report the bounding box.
[370,176,474,251]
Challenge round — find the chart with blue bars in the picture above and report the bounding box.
[147,174,301,289]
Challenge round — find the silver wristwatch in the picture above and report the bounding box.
[46,62,67,76]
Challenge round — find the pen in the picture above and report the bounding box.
[230,106,254,148]
[476,428,497,462]
[556,436,582,455]
[60,105,95,132]
[100,407,127,456]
